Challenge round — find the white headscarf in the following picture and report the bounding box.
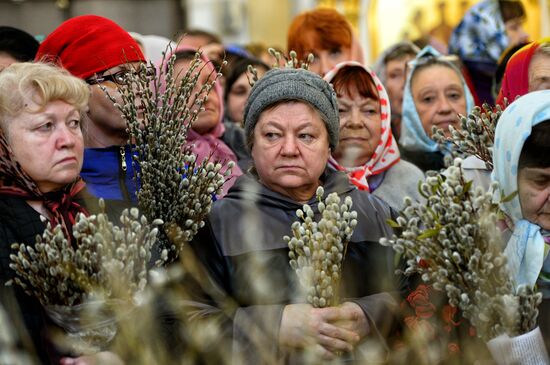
[492,90,550,288]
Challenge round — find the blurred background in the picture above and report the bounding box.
[0,0,548,64]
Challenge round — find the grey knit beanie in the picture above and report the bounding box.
[243,68,339,149]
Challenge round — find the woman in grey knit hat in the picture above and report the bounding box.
[188,67,402,364]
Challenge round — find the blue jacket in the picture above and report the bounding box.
[81,145,137,203]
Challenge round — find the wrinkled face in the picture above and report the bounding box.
[86,63,142,133]
[385,55,415,117]
[333,90,381,167]
[251,102,330,197]
[518,166,550,230]
[411,65,467,137]
[528,53,550,92]
[504,18,529,47]
[227,68,267,125]
[174,58,220,135]
[308,47,352,77]
[6,98,84,193]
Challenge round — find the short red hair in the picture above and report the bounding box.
[287,8,353,61]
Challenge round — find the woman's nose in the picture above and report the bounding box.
[56,125,77,148]
[280,135,299,156]
[346,107,364,127]
[437,96,453,113]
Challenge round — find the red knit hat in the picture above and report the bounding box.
[35,15,145,80]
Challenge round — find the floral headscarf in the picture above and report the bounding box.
[0,129,87,243]
[496,38,550,107]
[448,0,509,64]
[324,61,400,192]
[492,90,550,287]
[400,46,475,153]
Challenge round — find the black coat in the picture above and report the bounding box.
[0,191,129,364]
[400,147,446,173]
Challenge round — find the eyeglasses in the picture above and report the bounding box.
[86,67,155,85]
[86,69,134,85]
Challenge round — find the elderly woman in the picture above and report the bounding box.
[0,62,127,365]
[0,62,96,364]
[189,68,402,364]
[399,46,475,172]
[497,38,550,106]
[323,61,424,211]
[492,90,550,352]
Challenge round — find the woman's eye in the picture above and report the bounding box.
[36,122,53,132]
[329,49,342,58]
[421,96,434,104]
[532,178,550,188]
[447,90,463,100]
[68,119,81,128]
[362,108,378,115]
[265,132,280,141]
[388,71,402,80]
[231,86,248,96]
[338,108,349,113]
[299,133,314,142]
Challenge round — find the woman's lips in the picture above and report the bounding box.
[340,137,368,143]
[57,156,78,165]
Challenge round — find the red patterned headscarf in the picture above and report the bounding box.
[324,61,400,192]
[0,130,88,244]
[497,38,550,107]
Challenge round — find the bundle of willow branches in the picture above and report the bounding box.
[103,49,233,261]
[8,201,161,306]
[284,187,357,308]
[380,159,541,341]
[432,102,507,170]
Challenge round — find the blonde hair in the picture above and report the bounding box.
[0,62,89,130]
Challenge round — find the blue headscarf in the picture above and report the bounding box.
[448,0,509,64]
[492,90,550,288]
[399,46,475,153]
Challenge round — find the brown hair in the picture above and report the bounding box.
[384,43,419,65]
[287,8,352,61]
[498,0,526,23]
[330,65,379,100]
[519,121,550,169]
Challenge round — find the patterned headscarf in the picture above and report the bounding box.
[400,46,475,153]
[496,38,550,107]
[448,0,509,64]
[492,90,550,287]
[324,61,400,192]
[0,130,88,244]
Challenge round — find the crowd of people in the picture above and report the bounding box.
[1,0,550,364]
